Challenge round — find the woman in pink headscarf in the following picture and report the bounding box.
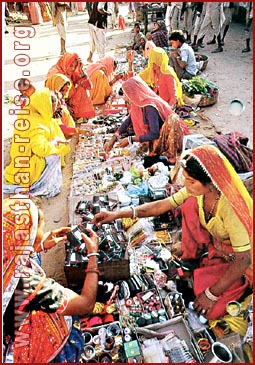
[104,75,189,163]
[46,52,95,120]
[85,55,122,105]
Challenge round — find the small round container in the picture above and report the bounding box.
[83,345,96,361]
[226,301,241,317]
[106,323,121,337]
[84,332,93,345]
[104,336,115,352]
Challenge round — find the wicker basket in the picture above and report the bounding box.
[195,54,209,71]
[198,89,219,107]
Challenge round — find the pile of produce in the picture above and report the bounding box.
[182,76,218,99]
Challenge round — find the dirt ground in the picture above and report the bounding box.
[3,5,253,285]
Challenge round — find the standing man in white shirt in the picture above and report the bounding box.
[87,2,112,63]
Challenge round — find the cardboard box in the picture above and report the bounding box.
[136,316,202,362]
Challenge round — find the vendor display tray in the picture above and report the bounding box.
[64,259,130,290]
[81,321,123,362]
[136,316,203,362]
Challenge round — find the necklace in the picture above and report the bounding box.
[205,190,221,222]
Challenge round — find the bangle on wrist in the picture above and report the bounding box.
[204,287,220,302]
[128,136,133,145]
[130,205,137,219]
[40,239,48,253]
[87,252,99,258]
[85,268,100,275]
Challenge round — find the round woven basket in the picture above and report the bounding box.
[198,89,219,107]
[195,54,209,71]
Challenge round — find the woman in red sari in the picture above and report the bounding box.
[46,52,95,120]
[3,196,99,363]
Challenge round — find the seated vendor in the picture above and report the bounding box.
[104,75,189,164]
[168,30,197,81]
[91,145,253,322]
[85,56,122,105]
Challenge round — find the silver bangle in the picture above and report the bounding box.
[87,252,100,258]
[40,240,48,253]
[128,136,133,145]
[204,287,220,302]
[130,205,137,219]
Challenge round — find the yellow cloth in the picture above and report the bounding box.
[138,47,184,106]
[4,88,70,187]
[60,105,75,127]
[169,187,251,253]
[89,70,112,105]
[209,294,252,337]
[45,73,70,95]
[45,73,75,127]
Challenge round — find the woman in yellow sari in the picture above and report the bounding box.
[92,145,252,321]
[45,74,94,139]
[127,47,184,108]
[45,73,75,128]
[139,47,184,108]
[3,196,99,362]
[4,88,70,197]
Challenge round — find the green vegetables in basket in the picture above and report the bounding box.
[182,76,218,98]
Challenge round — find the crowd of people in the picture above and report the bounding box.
[3,2,253,363]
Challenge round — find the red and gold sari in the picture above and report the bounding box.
[3,197,70,363]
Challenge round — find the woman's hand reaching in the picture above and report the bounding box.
[104,136,117,153]
[90,211,118,226]
[117,137,129,148]
[43,227,72,251]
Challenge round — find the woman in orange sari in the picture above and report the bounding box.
[46,52,95,120]
[3,196,99,363]
[86,55,122,105]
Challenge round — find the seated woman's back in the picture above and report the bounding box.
[85,56,117,105]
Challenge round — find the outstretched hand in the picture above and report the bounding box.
[117,138,129,149]
[127,50,136,63]
[90,211,117,226]
[43,227,72,250]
